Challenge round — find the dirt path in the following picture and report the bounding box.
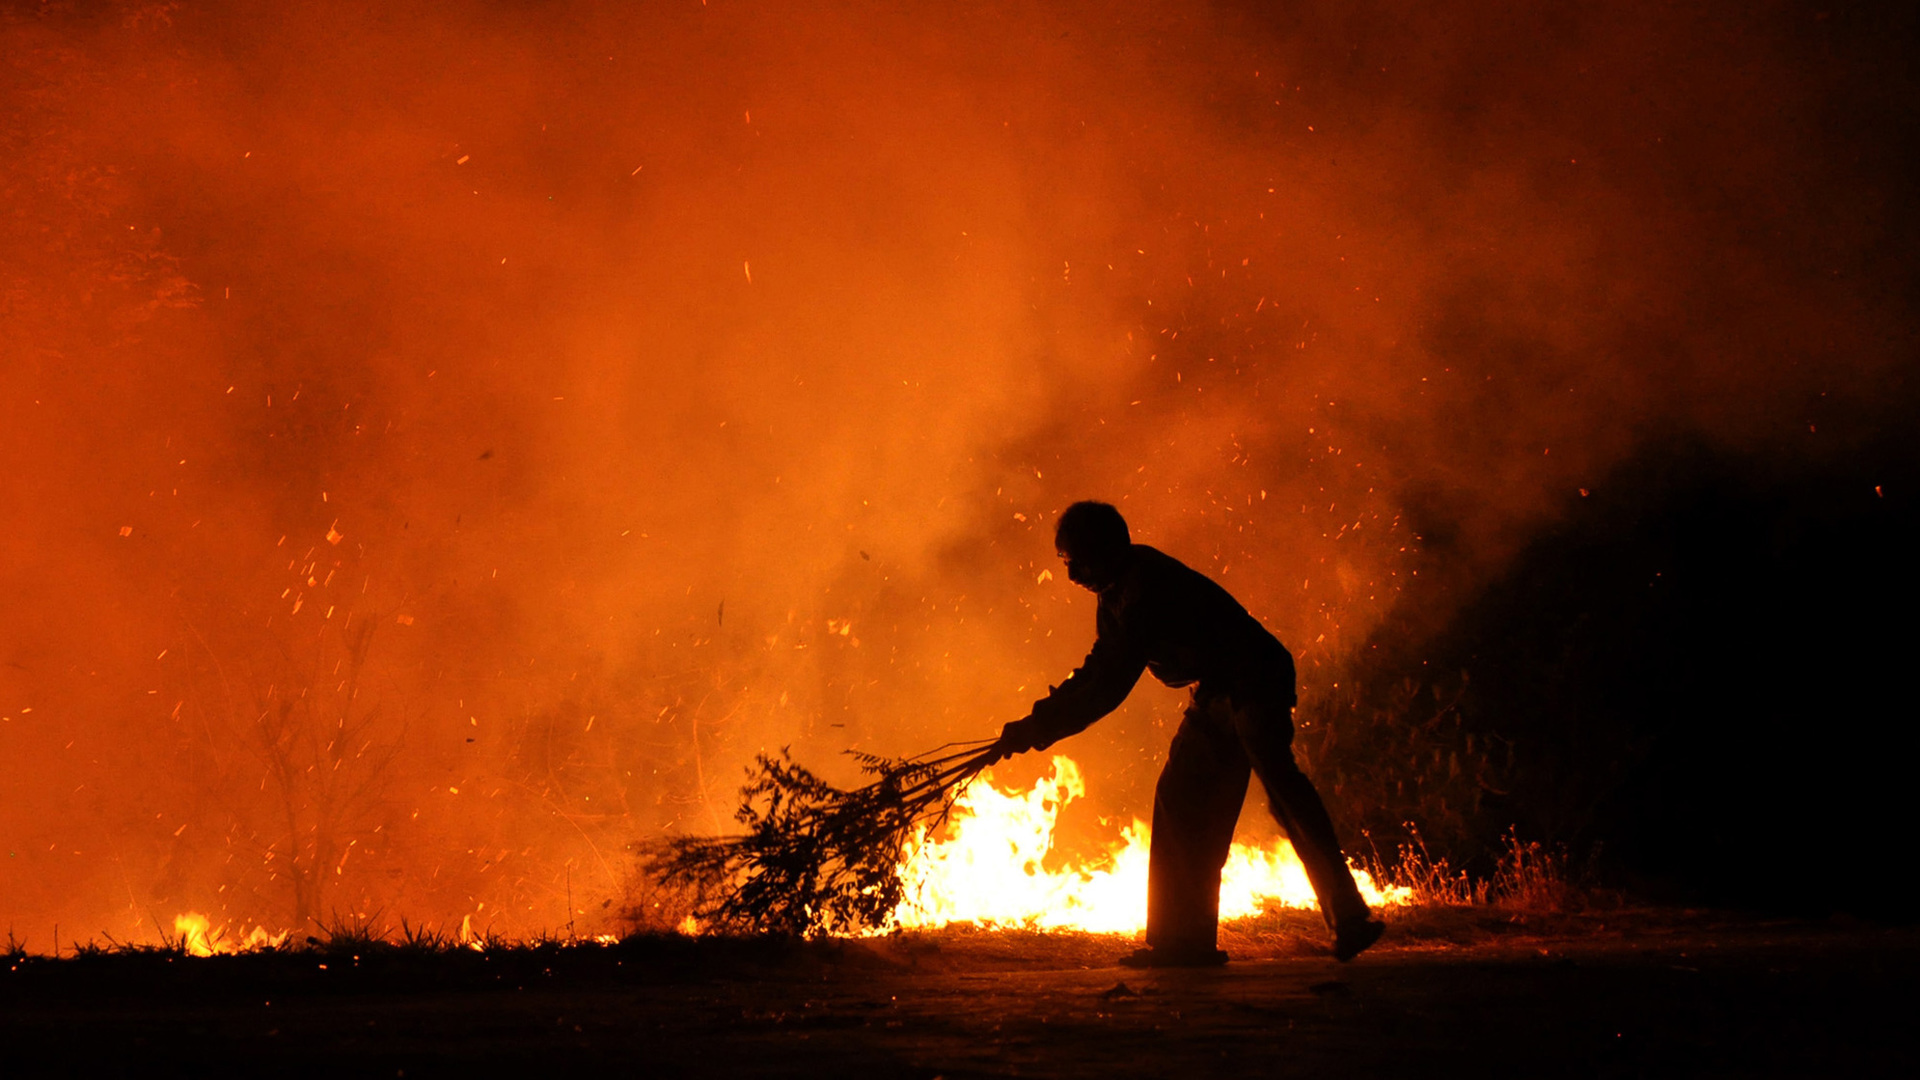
[6,912,1913,1077]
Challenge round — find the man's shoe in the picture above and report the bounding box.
[1333,919,1386,962]
[1118,946,1230,969]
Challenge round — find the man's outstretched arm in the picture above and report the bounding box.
[995,627,1148,760]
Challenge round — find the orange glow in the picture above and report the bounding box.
[890,756,1408,934]
[3,2,1901,951]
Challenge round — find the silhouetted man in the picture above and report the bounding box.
[993,501,1385,965]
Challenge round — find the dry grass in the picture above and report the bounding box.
[1361,825,1589,915]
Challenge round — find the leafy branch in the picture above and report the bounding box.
[645,741,998,937]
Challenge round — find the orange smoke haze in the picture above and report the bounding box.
[2,1,1910,942]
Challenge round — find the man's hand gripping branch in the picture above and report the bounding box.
[988,716,1054,764]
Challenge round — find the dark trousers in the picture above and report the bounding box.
[1145,687,1370,950]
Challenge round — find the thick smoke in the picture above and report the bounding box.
[2,1,1911,939]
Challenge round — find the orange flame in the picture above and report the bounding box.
[171,912,288,955]
[890,755,1407,932]
[173,912,217,957]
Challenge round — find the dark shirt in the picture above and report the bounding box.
[1028,544,1297,743]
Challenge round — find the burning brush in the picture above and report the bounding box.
[646,740,1001,936]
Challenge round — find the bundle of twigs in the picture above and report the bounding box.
[645,739,999,937]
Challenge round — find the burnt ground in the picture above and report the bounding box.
[3,907,1914,1078]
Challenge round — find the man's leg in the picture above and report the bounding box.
[1144,697,1252,954]
[1230,701,1371,934]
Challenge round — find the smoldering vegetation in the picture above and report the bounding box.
[2,0,1914,942]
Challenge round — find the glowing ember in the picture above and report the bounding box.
[890,755,1408,933]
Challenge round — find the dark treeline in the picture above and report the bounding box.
[1310,426,1920,917]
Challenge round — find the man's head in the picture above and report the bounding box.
[1054,501,1131,592]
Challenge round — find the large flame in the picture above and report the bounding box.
[892,755,1408,932]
